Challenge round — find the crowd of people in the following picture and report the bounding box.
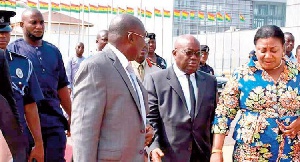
[1,7,300,162]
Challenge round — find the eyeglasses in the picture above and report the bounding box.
[128,31,148,43]
[176,49,202,57]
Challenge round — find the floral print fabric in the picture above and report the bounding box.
[212,59,300,162]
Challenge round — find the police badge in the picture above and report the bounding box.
[16,68,23,78]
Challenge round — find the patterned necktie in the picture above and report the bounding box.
[186,74,196,120]
[138,64,145,81]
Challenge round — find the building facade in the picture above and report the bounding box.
[173,0,286,36]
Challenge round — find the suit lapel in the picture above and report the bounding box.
[195,71,206,118]
[167,67,188,110]
[106,48,142,115]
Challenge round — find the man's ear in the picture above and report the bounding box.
[127,33,134,43]
[172,49,176,56]
[96,40,98,43]
[20,22,24,28]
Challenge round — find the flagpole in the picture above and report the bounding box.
[161,8,163,57]
[81,0,84,42]
[47,0,51,40]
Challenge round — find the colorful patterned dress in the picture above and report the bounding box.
[212,59,300,162]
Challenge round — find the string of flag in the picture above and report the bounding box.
[0,0,246,22]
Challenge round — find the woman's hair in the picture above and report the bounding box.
[254,25,284,45]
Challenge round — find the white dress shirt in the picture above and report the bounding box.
[173,64,198,113]
[107,43,147,126]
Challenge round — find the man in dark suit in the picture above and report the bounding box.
[145,35,218,162]
[71,14,153,162]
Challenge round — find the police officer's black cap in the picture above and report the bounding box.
[0,10,16,32]
[249,50,256,55]
[147,33,156,40]
[200,45,209,52]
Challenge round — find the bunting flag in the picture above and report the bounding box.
[182,11,188,19]
[145,10,152,18]
[39,0,48,10]
[208,12,215,21]
[239,14,245,22]
[154,8,162,17]
[107,5,112,14]
[126,7,134,15]
[198,11,204,20]
[27,0,37,9]
[89,4,97,13]
[60,3,70,12]
[173,10,180,18]
[70,3,80,13]
[83,4,89,13]
[5,0,16,9]
[118,7,125,14]
[51,2,60,11]
[138,8,145,17]
[163,9,170,18]
[98,5,107,13]
[112,7,118,14]
[190,11,195,19]
[225,13,231,22]
[216,12,223,21]
[0,1,6,7]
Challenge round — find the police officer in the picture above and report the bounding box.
[147,33,167,69]
[0,10,44,162]
[198,45,214,75]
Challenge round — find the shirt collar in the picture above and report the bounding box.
[131,60,146,68]
[173,63,195,78]
[107,43,130,69]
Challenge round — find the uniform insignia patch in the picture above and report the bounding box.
[0,17,4,23]
[16,68,23,78]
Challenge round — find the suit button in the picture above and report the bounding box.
[139,150,144,154]
[140,129,145,133]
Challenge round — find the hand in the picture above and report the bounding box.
[66,118,71,137]
[68,88,72,95]
[281,117,300,138]
[210,152,223,162]
[145,125,154,146]
[151,148,164,162]
[28,143,44,162]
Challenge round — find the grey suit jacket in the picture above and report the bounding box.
[71,46,148,162]
[145,66,217,162]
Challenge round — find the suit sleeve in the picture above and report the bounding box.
[144,74,162,152]
[71,60,106,161]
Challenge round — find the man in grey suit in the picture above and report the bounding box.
[145,35,217,162]
[71,14,153,162]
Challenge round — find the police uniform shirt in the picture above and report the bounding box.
[155,53,167,69]
[0,50,20,122]
[198,63,214,75]
[8,39,69,129]
[6,50,44,129]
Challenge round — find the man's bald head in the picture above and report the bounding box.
[107,14,146,61]
[108,14,145,43]
[174,35,200,49]
[21,8,42,21]
[21,8,44,44]
[96,30,108,51]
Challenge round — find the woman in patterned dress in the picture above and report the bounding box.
[210,25,300,162]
